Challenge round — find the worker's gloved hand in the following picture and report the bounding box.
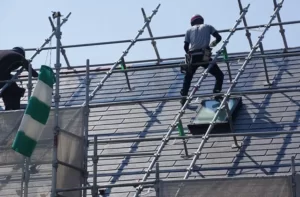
[209,40,217,48]
[24,59,39,78]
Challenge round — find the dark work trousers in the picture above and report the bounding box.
[181,54,224,98]
[0,75,25,110]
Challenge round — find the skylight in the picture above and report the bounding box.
[188,97,243,135]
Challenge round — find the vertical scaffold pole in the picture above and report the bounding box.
[183,0,284,180]
[177,119,189,157]
[83,59,90,197]
[84,4,161,105]
[51,11,62,197]
[132,4,250,197]
[23,62,33,197]
[120,57,132,90]
[259,42,273,86]
[92,135,98,197]
[291,156,296,197]
[222,47,233,82]
[155,163,160,197]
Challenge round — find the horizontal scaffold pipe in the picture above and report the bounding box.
[55,180,157,192]
[88,84,300,108]
[22,84,298,111]
[0,84,298,112]
[52,46,300,70]
[22,20,300,51]
[10,50,300,82]
[60,49,300,72]
[55,162,300,193]
[89,130,300,145]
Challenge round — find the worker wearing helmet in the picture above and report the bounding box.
[180,14,224,106]
[0,47,39,110]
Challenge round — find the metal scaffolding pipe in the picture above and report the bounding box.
[19,63,33,197]
[120,57,132,90]
[3,50,296,95]
[56,180,156,193]
[29,12,71,62]
[62,50,300,75]
[259,42,273,86]
[22,20,300,51]
[6,83,295,114]
[51,44,298,70]
[0,69,24,97]
[21,50,300,81]
[291,156,296,196]
[183,0,285,180]
[92,135,98,197]
[90,130,300,145]
[7,50,300,81]
[23,62,33,197]
[132,4,251,196]
[83,59,90,197]
[238,0,253,49]
[57,160,85,173]
[83,4,161,105]
[141,8,161,61]
[95,152,154,158]
[55,162,300,193]
[79,162,300,178]
[51,12,62,197]
[155,163,160,197]
[273,0,288,51]
[49,49,300,73]
[88,84,300,109]
[48,16,72,68]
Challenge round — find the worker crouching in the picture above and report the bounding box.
[0,47,39,110]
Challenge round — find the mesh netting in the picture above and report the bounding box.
[159,176,294,197]
[0,107,84,197]
[57,107,85,197]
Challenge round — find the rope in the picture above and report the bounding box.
[44,39,52,66]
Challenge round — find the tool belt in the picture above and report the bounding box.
[181,48,212,74]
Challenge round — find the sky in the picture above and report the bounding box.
[0,0,300,69]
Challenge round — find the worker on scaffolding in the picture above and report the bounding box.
[0,47,39,110]
[180,14,224,106]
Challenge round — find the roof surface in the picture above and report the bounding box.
[1,46,300,197]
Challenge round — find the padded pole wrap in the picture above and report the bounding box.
[12,65,56,157]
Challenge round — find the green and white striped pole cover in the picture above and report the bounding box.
[12,65,56,158]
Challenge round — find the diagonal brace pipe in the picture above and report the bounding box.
[182,0,284,180]
[48,17,72,68]
[141,8,161,62]
[131,4,251,197]
[83,4,161,106]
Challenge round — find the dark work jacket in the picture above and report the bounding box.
[0,50,38,80]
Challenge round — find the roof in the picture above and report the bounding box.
[1,46,300,196]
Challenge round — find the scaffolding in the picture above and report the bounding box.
[1,0,300,196]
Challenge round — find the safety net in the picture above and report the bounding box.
[158,175,299,197]
[0,107,84,197]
